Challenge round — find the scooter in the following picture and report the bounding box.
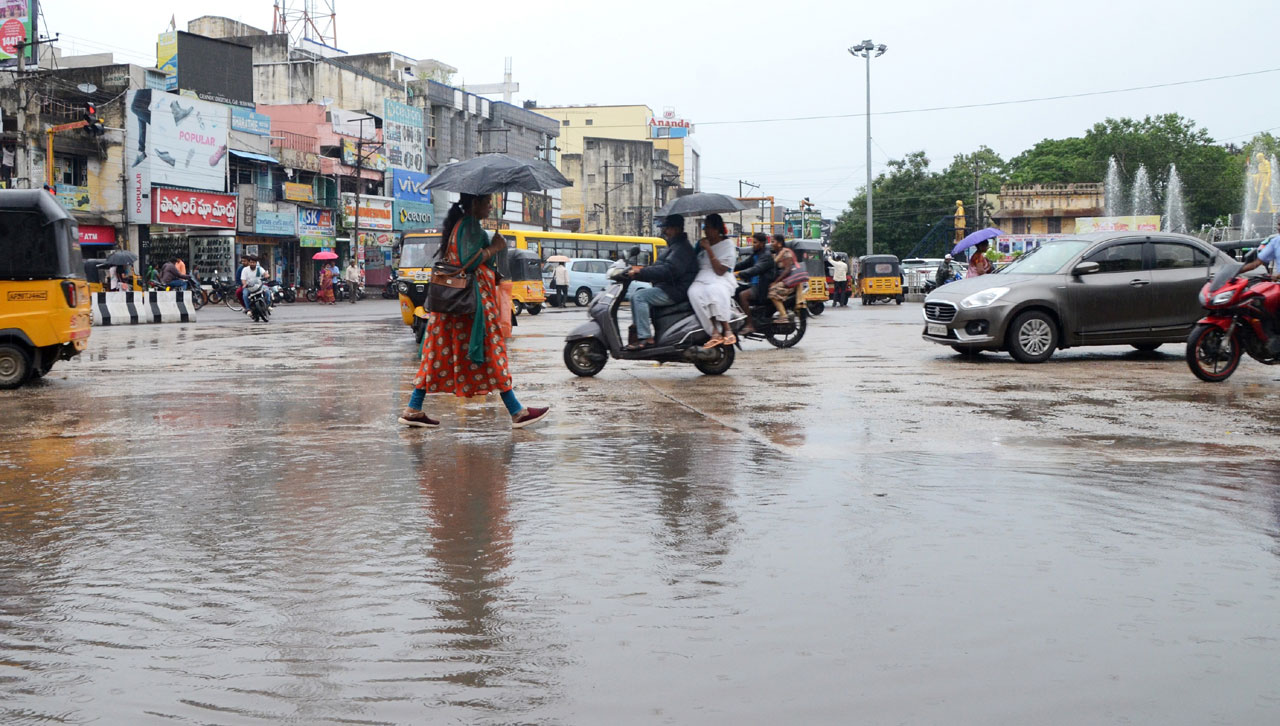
[563,271,736,377]
[1186,260,1280,382]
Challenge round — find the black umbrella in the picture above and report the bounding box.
[426,154,572,195]
[656,193,748,218]
[101,250,138,267]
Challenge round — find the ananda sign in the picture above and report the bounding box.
[648,117,691,129]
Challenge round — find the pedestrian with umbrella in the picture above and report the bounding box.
[953,227,1003,279]
[313,250,338,304]
[397,155,569,430]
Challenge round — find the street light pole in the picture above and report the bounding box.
[850,39,887,257]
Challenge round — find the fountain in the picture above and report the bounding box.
[1163,165,1187,233]
[1129,164,1154,217]
[1104,156,1124,217]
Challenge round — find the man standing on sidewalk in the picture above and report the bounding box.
[553,261,570,307]
[343,259,363,304]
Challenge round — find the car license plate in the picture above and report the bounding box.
[927,323,947,337]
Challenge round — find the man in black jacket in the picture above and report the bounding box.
[734,232,776,332]
[626,214,698,349]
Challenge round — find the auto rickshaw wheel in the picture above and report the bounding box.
[861,296,869,306]
[413,316,426,347]
[895,296,903,305]
[526,303,543,315]
[512,302,523,317]
[807,301,825,316]
[0,343,32,389]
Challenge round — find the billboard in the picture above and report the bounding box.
[125,90,230,224]
[1074,215,1161,234]
[153,188,238,228]
[170,32,253,108]
[298,206,335,247]
[342,193,394,231]
[388,169,431,203]
[157,31,178,90]
[231,107,271,136]
[522,193,550,227]
[382,99,425,173]
[0,0,37,66]
[393,199,435,231]
[341,139,388,171]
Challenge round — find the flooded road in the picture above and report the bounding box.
[3,301,1279,724]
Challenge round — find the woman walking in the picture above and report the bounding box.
[318,264,336,304]
[398,193,550,430]
[687,213,738,347]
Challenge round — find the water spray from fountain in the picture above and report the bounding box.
[1130,164,1154,217]
[1104,156,1124,218]
[1163,165,1186,233]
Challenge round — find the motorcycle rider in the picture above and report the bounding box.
[1237,224,1280,352]
[625,214,698,350]
[734,232,777,335]
[240,255,268,314]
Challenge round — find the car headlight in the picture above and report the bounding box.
[959,287,1010,309]
[1211,290,1234,305]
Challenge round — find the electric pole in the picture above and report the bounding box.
[349,116,377,265]
[738,180,758,237]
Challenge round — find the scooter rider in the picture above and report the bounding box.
[625,214,698,350]
[734,232,777,334]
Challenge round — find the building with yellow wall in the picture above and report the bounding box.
[990,183,1104,235]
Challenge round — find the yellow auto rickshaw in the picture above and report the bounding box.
[497,246,545,315]
[790,239,830,316]
[858,254,904,305]
[0,190,92,387]
[394,230,442,343]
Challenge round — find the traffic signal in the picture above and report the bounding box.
[82,102,104,136]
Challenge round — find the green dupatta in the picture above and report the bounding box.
[454,216,494,365]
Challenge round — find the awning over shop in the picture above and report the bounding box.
[229,149,281,165]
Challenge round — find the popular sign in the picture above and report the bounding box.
[125,89,230,224]
[152,188,238,228]
[342,193,394,231]
[389,169,431,204]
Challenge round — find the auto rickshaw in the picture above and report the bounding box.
[858,253,904,305]
[0,189,92,387]
[394,229,442,343]
[790,239,830,315]
[496,246,545,315]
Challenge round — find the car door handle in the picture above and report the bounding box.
[1128,279,1150,287]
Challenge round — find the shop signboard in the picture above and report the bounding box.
[125,89,230,224]
[382,99,425,173]
[152,188,238,228]
[1074,215,1160,234]
[298,206,335,247]
[393,199,435,231]
[0,1,37,67]
[78,225,116,246]
[256,209,297,236]
[283,182,315,203]
[231,106,271,136]
[191,236,235,277]
[341,139,388,172]
[157,30,178,90]
[55,184,90,212]
[342,193,394,231]
[388,169,431,203]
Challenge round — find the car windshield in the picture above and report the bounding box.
[399,237,440,268]
[999,240,1090,275]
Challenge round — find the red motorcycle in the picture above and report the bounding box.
[1186,260,1280,382]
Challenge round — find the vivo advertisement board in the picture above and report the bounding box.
[125,89,229,224]
[389,169,431,204]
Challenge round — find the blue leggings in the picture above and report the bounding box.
[407,387,522,415]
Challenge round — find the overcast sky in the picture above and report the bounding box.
[48,0,1280,214]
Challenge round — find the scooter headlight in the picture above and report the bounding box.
[1211,290,1235,305]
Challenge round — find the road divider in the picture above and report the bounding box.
[92,290,197,326]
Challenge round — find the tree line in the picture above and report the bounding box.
[830,113,1280,259]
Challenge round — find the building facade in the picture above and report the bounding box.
[990,183,1104,235]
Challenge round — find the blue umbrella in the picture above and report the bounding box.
[952,227,1004,256]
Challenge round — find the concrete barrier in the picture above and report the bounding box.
[92,291,197,326]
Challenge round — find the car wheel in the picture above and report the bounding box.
[1006,310,1058,363]
[1131,343,1162,352]
[575,287,593,307]
[0,344,31,389]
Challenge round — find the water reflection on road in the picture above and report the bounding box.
[1,310,1279,724]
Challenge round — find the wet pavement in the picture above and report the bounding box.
[2,300,1279,724]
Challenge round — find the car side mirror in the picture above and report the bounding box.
[1072,261,1101,276]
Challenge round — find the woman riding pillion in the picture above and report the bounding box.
[398,193,550,430]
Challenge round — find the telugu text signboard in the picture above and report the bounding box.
[152,188,238,228]
[382,99,425,173]
[125,89,230,224]
[342,193,394,231]
[255,209,297,236]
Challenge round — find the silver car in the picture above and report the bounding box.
[921,233,1228,362]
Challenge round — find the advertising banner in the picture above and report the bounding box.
[994,235,1069,258]
[125,89,230,224]
[283,182,315,203]
[341,139,388,172]
[388,169,431,203]
[298,206,336,247]
[522,193,550,227]
[55,184,90,212]
[331,108,378,139]
[256,209,297,236]
[157,30,177,90]
[1074,215,1161,234]
[191,236,235,277]
[342,193,394,231]
[393,199,435,231]
[152,188,238,228]
[0,0,37,66]
[231,107,271,136]
[382,99,425,173]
